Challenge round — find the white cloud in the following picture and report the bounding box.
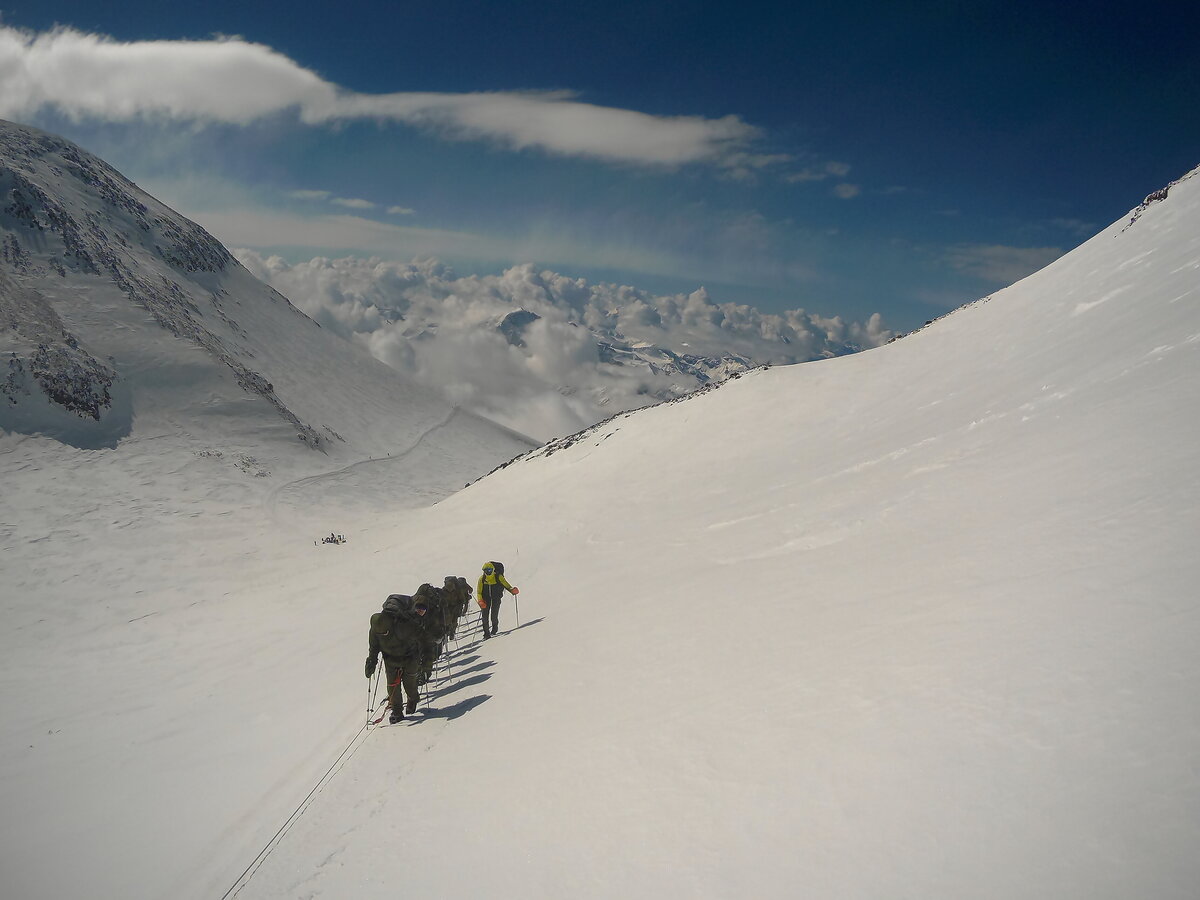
[1049,217,1096,237]
[287,190,397,213]
[286,189,332,201]
[786,160,852,183]
[942,243,1064,284]
[184,205,690,279]
[387,206,416,216]
[0,24,764,169]
[330,197,376,209]
[832,183,861,199]
[233,251,893,439]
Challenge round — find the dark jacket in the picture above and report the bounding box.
[366,595,424,675]
[445,576,473,618]
[413,583,451,640]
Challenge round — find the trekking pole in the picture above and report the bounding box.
[514,545,521,628]
[366,668,381,725]
[436,648,455,688]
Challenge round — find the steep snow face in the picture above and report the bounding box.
[0,118,537,465]
[0,119,244,444]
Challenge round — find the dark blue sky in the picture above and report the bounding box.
[4,1,1197,331]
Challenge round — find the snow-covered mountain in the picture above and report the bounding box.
[0,118,536,471]
[0,113,866,455]
[236,250,892,441]
[2,118,1198,900]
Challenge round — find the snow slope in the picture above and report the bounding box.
[229,167,1200,900]
[2,138,1198,899]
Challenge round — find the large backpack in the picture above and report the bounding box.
[490,560,505,576]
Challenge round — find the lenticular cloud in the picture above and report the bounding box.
[0,24,760,168]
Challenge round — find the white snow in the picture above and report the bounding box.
[3,161,1199,899]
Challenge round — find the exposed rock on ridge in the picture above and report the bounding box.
[0,120,321,446]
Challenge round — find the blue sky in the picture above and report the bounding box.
[2,0,1196,332]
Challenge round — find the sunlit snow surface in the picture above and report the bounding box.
[3,163,1199,899]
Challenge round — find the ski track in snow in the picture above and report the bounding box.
[264,407,466,525]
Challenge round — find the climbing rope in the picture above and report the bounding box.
[219,717,373,899]
[220,611,477,897]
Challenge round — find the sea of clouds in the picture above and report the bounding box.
[236,250,892,440]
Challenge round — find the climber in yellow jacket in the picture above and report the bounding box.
[476,561,518,638]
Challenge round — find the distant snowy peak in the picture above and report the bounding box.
[496,303,755,400]
[497,308,541,347]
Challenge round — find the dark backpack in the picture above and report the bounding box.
[490,560,505,576]
[381,593,410,618]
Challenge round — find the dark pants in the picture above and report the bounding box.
[419,639,444,683]
[384,657,419,713]
[481,595,501,636]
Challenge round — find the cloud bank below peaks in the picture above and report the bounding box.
[235,251,892,441]
[0,25,762,169]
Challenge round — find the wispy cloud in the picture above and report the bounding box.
[288,189,392,212]
[286,189,332,201]
[832,183,861,199]
[185,206,525,260]
[180,204,705,282]
[785,161,852,183]
[0,24,766,169]
[330,197,376,210]
[138,167,824,295]
[1048,217,1096,237]
[941,243,1063,284]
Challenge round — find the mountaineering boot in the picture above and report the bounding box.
[405,697,418,715]
[389,708,403,724]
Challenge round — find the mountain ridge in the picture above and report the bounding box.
[0,119,537,470]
